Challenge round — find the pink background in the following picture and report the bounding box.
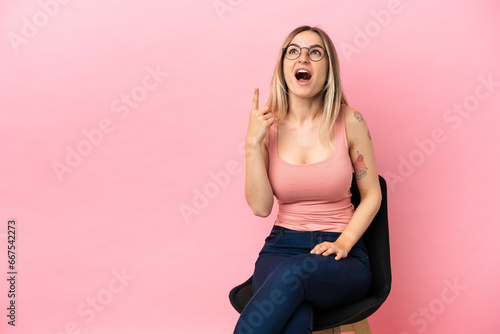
[1,0,499,333]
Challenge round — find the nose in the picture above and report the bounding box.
[297,48,310,63]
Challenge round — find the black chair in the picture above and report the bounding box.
[229,175,391,333]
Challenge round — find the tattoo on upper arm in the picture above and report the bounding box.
[367,129,372,141]
[354,150,368,180]
[353,111,364,122]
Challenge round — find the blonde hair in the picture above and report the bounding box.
[265,25,349,150]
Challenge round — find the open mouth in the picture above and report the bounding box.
[295,69,312,83]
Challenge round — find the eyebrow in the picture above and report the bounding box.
[288,43,325,49]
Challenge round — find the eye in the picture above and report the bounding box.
[310,48,323,56]
[288,47,299,55]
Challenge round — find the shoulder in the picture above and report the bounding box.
[342,105,365,126]
[342,105,370,145]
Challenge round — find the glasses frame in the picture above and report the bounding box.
[282,43,327,62]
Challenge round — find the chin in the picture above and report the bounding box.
[289,86,323,99]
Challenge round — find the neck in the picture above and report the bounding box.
[285,94,323,127]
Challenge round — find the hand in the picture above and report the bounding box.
[245,88,276,147]
[310,241,350,261]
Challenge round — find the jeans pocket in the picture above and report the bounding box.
[349,248,369,260]
[317,232,341,244]
[349,248,371,271]
[264,228,281,245]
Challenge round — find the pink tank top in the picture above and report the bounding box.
[267,105,354,232]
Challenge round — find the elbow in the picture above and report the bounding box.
[360,188,382,211]
[252,207,272,217]
[246,197,274,218]
[245,193,274,217]
[250,202,273,217]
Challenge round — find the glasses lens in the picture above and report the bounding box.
[285,45,301,60]
[309,47,325,61]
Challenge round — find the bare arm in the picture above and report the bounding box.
[244,89,276,217]
[311,107,382,259]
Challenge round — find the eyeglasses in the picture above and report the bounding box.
[283,43,327,62]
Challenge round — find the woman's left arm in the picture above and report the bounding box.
[311,107,382,260]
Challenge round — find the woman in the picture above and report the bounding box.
[234,26,382,334]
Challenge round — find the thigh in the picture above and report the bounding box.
[251,226,372,308]
[301,252,372,310]
[300,232,372,309]
[253,250,371,309]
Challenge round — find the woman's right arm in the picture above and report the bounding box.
[244,88,276,217]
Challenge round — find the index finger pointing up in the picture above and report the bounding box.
[252,88,259,112]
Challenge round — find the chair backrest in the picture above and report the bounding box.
[350,174,391,301]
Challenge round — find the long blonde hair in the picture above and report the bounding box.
[265,25,349,150]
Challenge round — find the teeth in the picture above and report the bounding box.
[297,70,309,74]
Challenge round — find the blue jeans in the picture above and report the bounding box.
[233,225,372,334]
